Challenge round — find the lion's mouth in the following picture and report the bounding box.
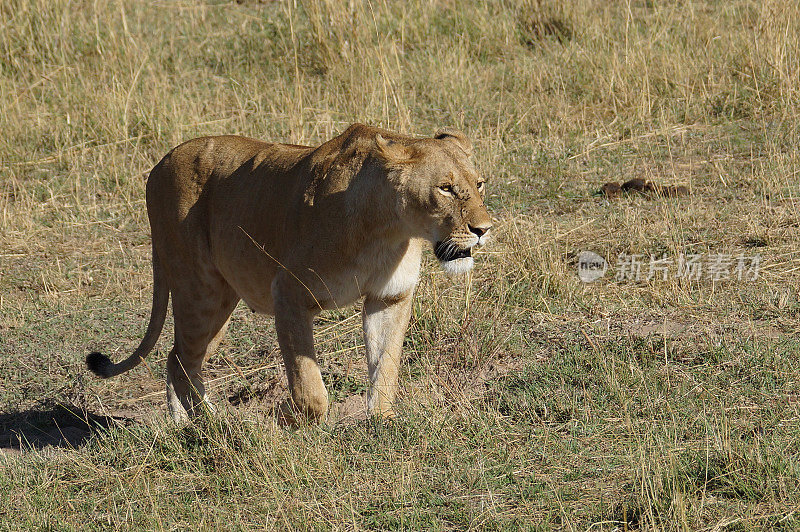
[434,241,472,262]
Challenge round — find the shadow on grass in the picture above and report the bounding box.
[0,403,131,451]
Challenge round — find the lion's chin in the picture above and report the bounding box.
[440,256,474,275]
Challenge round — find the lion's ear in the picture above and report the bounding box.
[434,128,472,156]
[375,134,414,164]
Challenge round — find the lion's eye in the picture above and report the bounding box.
[438,184,454,196]
[476,181,485,191]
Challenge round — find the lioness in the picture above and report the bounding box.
[87,124,492,422]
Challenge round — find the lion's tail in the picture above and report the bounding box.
[87,244,169,378]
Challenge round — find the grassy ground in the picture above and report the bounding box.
[2,0,800,529]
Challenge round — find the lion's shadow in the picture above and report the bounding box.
[0,404,130,451]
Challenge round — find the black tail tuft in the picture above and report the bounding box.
[87,351,113,378]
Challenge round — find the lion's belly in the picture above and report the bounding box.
[211,235,279,315]
[221,267,277,315]
[282,239,421,310]
[212,230,422,313]
[239,289,275,314]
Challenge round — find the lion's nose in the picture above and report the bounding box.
[468,224,492,238]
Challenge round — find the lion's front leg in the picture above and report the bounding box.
[363,291,415,418]
[274,283,329,422]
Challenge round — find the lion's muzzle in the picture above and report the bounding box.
[434,241,472,262]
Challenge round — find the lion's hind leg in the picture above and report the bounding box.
[166,286,239,422]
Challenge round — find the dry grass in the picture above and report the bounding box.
[1,0,800,529]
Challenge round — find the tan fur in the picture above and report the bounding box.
[87,123,492,422]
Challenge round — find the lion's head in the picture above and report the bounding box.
[375,128,493,275]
